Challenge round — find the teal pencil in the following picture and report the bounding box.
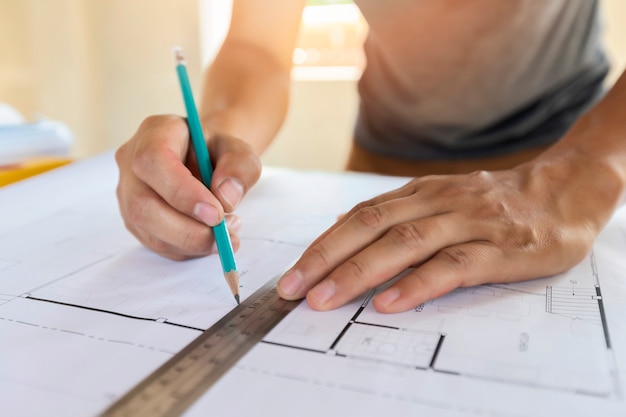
[173,47,240,305]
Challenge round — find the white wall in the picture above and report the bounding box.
[0,0,202,159]
[602,0,626,84]
[261,79,357,172]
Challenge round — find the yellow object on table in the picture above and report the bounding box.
[0,157,72,186]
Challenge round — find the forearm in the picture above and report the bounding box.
[530,70,626,228]
[555,70,626,174]
[199,39,292,155]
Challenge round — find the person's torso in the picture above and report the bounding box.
[353,0,609,159]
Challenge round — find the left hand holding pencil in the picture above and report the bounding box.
[115,114,261,260]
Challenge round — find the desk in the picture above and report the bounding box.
[0,157,72,187]
[1,152,626,417]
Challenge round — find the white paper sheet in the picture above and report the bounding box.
[1,152,625,417]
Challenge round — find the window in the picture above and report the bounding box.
[199,0,367,80]
[292,0,367,80]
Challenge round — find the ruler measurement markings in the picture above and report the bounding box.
[101,276,300,417]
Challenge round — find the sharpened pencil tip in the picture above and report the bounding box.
[224,270,240,305]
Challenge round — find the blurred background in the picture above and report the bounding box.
[1,0,625,173]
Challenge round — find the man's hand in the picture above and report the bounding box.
[115,115,261,260]
[278,154,621,313]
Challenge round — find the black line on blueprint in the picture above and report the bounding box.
[260,340,327,354]
[26,296,206,332]
[328,290,389,351]
[591,251,612,350]
[353,321,398,330]
[349,289,376,323]
[163,321,204,332]
[26,296,156,321]
[329,322,353,351]
[429,334,445,369]
[596,286,612,349]
[432,368,460,376]
[350,305,366,322]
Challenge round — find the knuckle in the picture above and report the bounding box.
[114,143,129,166]
[411,270,432,295]
[167,183,188,208]
[437,247,473,271]
[140,114,166,129]
[469,170,492,181]
[387,222,425,251]
[115,182,125,206]
[130,147,153,179]
[354,205,386,230]
[179,227,212,254]
[344,258,368,279]
[511,224,541,250]
[491,214,540,251]
[307,244,333,269]
[147,236,172,256]
[470,194,506,221]
[248,153,262,179]
[126,198,149,227]
[403,269,438,303]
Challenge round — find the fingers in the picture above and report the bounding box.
[302,180,420,249]
[119,173,242,260]
[290,183,432,276]
[276,168,585,314]
[116,114,254,259]
[209,134,262,212]
[276,190,430,301]
[282,211,480,310]
[306,213,473,310]
[277,197,476,304]
[128,116,225,227]
[372,242,500,313]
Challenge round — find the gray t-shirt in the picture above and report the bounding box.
[354,0,609,159]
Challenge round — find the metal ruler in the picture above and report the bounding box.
[100,275,300,417]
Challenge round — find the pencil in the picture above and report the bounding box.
[172,47,240,305]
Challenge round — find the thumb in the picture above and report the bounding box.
[208,133,262,213]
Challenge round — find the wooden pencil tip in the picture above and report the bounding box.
[224,270,240,305]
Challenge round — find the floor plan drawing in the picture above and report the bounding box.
[2,154,626,417]
[262,251,617,398]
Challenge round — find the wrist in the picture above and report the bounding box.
[525,139,625,232]
[200,110,273,155]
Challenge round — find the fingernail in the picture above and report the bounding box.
[309,280,335,306]
[226,215,242,232]
[375,288,401,308]
[217,178,244,209]
[279,269,304,297]
[193,202,220,226]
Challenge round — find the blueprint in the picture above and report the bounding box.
[1,152,626,417]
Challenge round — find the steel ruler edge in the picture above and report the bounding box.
[100,274,301,417]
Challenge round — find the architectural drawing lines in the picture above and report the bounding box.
[263,252,620,398]
[24,296,205,332]
[545,285,602,323]
[1,314,181,355]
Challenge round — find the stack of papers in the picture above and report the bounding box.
[0,103,74,166]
